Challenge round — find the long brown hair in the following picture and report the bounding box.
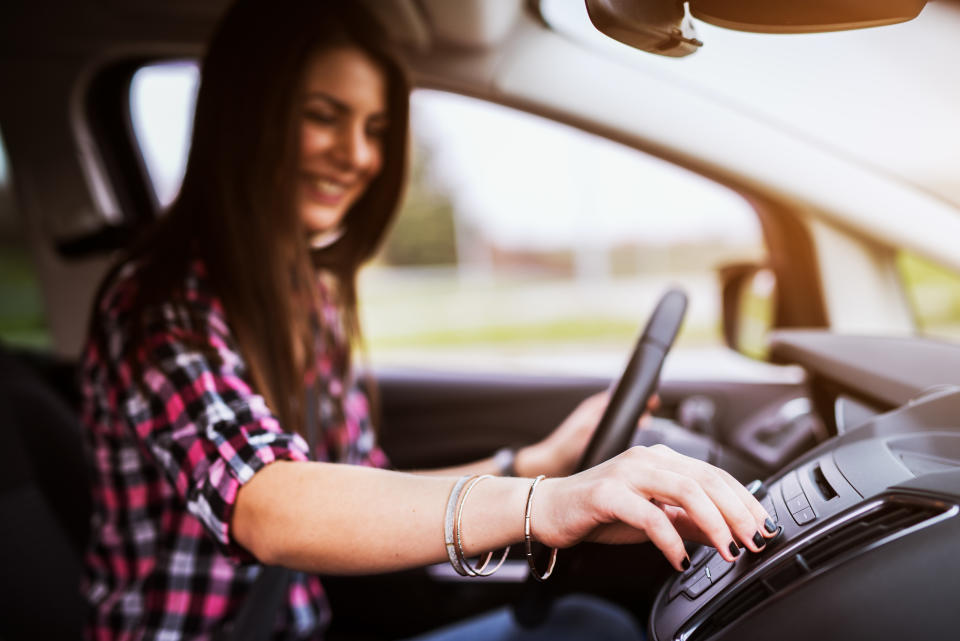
[119,0,409,436]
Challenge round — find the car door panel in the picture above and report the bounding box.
[376,368,811,474]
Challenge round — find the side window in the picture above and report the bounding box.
[897,252,960,341]
[129,61,199,208]
[124,73,768,376]
[363,90,766,375]
[0,129,50,348]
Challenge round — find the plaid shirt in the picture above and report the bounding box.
[81,260,388,640]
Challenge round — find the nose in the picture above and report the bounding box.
[331,121,377,171]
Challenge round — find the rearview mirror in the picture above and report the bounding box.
[689,0,928,33]
[585,0,928,58]
[584,0,702,57]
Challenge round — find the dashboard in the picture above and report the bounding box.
[649,332,960,640]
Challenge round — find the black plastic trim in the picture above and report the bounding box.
[676,494,957,641]
[68,58,164,256]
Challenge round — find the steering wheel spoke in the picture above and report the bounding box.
[578,289,688,471]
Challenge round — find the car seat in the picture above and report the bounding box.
[0,344,89,641]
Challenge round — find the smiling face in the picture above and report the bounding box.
[297,46,389,238]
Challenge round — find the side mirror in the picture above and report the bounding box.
[718,262,776,360]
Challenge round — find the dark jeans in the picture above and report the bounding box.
[405,594,644,641]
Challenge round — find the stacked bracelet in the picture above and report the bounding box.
[524,474,558,582]
[456,475,511,576]
[443,473,558,581]
[444,475,475,576]
[444,475,511,577]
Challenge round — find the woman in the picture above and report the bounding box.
[81,1,777,639]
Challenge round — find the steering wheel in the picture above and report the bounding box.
[576,288,688,471]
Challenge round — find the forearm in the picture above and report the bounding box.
[233,461,530,574]
[234,445,781,578]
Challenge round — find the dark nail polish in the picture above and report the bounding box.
[752,531,766,548]
[681,557,691,571]
[764,518,777,533]
[728,542,741,558]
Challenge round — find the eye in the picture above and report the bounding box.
[304,109,337,125]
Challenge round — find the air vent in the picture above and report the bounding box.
[684,495,953,641]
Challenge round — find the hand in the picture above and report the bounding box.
[532,444,779,571]
[516,392,659,478]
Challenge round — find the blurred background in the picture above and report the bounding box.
[2,0,958,375]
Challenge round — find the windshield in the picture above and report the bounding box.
[540,0,960,210]
[541,0,960,345]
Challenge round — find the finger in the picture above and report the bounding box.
[717,469,779,538]
[689,465,769,552]
[647,393,661,412]
[646,446,769,553]
[587,390,611,404]
[570,392,609,427]
[608,491,689,571]
[642,467,741,562]
[638,394,660,429]
[661,504,715,546]
[586,391,611,413]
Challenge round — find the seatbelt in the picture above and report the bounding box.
[225,382,320,641]
[228,565,291,641]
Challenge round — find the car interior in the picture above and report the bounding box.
[2,0,960,640]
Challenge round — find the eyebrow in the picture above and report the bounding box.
[304,91,388,120]
[304,91,348,112]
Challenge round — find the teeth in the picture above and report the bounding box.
[312,178,346,195]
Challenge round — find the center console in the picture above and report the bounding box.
[649,387,960,641]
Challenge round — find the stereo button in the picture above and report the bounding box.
[690,544,713,568]
[781,472,803,500]
[672,567,709,601]
[787,494,810,514]
[706,552,735,583]
[793,507,816,525]
[685,575,713,599]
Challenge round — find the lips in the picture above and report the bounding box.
[301,173,352,206]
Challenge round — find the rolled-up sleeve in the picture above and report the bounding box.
[115,301,310,559]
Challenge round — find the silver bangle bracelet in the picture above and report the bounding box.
[524,474,558,582]
[444,475,476,577]
[456,474,511,577]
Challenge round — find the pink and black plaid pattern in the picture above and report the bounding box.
[81,261,388,640]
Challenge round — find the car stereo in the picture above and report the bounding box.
[649,387,960,641]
